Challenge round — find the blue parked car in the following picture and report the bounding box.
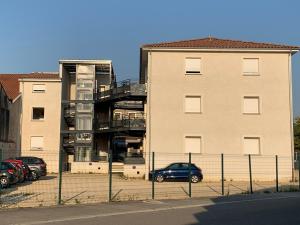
[149,162,203,183]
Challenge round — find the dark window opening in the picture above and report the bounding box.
[32,107,44,120]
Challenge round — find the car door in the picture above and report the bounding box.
[179,163,190,179]
[165,163,181,179]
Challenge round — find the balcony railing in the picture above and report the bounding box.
[64,105,75,117]
[113,101,144,110]
[96,80,146,102]
[96,118,146,132]
[62,133,93,151]
[114,152,145,164]
[63,135,75,146]
[63,103,76,127]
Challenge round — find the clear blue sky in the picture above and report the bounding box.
[0,0,299,116]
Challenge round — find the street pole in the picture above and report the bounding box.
[152,152,155,199]
[189,152,192,198]
[221,153,224,195]
[248,154,253,194]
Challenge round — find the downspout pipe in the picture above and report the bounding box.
[288,51,295,180]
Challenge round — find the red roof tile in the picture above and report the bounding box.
[0,73,59,100]
[142,37,300,50]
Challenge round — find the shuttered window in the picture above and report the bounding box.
[185,96,201,113]
[243,58,259,75]
[244,137,260,155]
[32,84,46,93]
[243,97,260,114]
[185,136,202,153]
[185,58,201,74]
[30,136,44,150]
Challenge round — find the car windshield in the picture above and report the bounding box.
[17,157,43,164]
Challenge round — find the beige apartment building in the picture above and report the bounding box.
[140,37,299,180]
[0,37,299,180]
[19,74,61,172]
[0,73,61,172]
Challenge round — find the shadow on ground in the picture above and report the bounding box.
[0,175,57,207]
[188,184,300,225]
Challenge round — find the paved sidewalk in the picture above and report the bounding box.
[1,192,300,225]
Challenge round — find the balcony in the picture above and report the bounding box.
[96,118,146,133]
[113,101,144,110]
[114,152,145,164]
[96,80,146,103]
[63,103,75,127]
[62,134,75,153]
[62,133,93,153]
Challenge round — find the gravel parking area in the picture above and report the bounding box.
[0,173,298,208]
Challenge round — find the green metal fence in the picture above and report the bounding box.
[0,152,299,209]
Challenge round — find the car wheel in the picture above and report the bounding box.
[156,174,164,182]
[0,177,9,188]
[31,171,39,181]
[191,175,199,183]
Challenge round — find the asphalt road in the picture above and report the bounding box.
[1,193,300,225]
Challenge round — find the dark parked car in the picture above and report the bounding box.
[5,159,26,182]
[0,161,19,188]
[15,157,47,179]
[149,162,203,183]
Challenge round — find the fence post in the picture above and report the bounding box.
[57,149,63,205]
[298,158,300,191]
[275,155,279,192]
[152,152,155,200]
[221,153,224,195]
[248,154,253,194]
[189,152,192,198]
[108,149,113,202]
[0,180,2,204]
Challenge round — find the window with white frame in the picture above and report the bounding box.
[30,136,44,150]
[77,91,93,100]
[75,146,92,162]
[185,96,201,113]
[243,97,260,114]
[185,58,201,74]
[32,84,46,93]
[76,103,93,112]
[185,136,202,153]
[243,137,260,155]
[76,79,93,89]
[76,116,92,130]
[243,58,259,75]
